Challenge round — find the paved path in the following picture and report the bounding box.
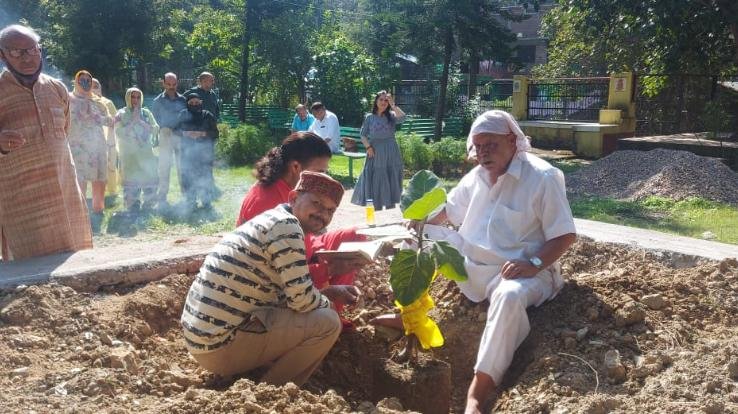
[2,190,737,290]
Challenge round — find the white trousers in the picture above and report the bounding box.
[422,224,559,385]
[476,269,555,384]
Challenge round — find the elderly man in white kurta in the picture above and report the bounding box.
[421,110,577,414]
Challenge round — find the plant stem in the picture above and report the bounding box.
[417,219,427,251]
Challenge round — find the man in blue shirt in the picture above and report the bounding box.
[291,104,314,132]
[152,72,187,207]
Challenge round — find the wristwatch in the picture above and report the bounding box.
[529,256,544,270]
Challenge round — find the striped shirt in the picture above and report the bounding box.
[181,204,330,353]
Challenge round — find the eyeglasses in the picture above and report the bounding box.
[2,47,41,58]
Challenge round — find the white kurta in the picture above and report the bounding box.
[308,110,341,153]
[427,152,576,383]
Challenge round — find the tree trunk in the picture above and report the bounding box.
[434,30,453,141]
[238,1,253,123]
[731,23,738,65]
[298,76,306,104]
[467,51,479,99]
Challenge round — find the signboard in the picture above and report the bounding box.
[614,77,627,92]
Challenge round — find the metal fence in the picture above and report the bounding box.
[527,77,610,121]
[393,80,437,115]
[477,80,514,111]
[635,74,738,137]
[394,79,514,117]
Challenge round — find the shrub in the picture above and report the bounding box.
[397,132,433,174]
[429,137,469,177]
[216,123,277,166]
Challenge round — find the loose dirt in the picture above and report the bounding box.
[1,238,737,413]
[566,149,738,205]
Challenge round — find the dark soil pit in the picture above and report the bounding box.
[1,238,737,413]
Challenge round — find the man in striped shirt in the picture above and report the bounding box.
[181,171,360,386]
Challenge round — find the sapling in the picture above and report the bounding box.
[389,170,468,363]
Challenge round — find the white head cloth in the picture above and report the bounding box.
[466,110,531,159]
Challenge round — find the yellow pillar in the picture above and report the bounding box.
[606,72,636,133]
[511,75,529,120]
[607,72,635,117]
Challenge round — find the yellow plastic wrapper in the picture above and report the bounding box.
[396,291,444,349]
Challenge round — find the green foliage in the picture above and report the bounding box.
[390,250,435,306]
[390,170,468,306]
[403,188,445,220]
[397,132,433,172]
[310,30,379,126]
[400,169,442,212]
[431,241,467,282]
[186,6,243,100]
[215,123,276,166]
[430,137,468,176]
[535,1,738,77]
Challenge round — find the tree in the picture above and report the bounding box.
[310,30,379,126]
[236,0,313,121]
[370,0,522,140]
[186,6,243,100]
[536,0,738,77]
[40,0,157,90]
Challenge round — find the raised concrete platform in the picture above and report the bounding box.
[519,120,620,132]
[0,236,220,291]
[2,190,737,291]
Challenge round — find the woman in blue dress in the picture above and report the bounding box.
[351,90,406,210]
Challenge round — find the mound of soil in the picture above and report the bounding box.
[1,239,737,413]
[566,149,738,205]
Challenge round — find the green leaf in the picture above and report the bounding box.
[400,170,442,212]
[431,241,468,282]
[403,187,446,220]
[390,249,435,306]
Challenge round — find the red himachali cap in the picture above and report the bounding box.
[294,171,344,206]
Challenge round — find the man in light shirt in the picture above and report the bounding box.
[308,101,341,154]
[152,72,187,207]
[413,110,576,413]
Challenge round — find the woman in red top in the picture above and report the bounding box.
[236,132,366,314]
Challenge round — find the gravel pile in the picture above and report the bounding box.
[566,149,738,205]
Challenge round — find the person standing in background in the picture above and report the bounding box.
[67,70,113,229]
[152,72,186,209]
[186,72,219,121]
[91,78,119,199]
[185,72,219,200]
[176,92,219,211]
[0,24,92,261]
[114,87,159,213]
[351,90,405,210]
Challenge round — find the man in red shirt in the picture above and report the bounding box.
[237,132,366,317]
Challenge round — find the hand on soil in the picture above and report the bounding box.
[368,313,403,330]
[322,285,362,307]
